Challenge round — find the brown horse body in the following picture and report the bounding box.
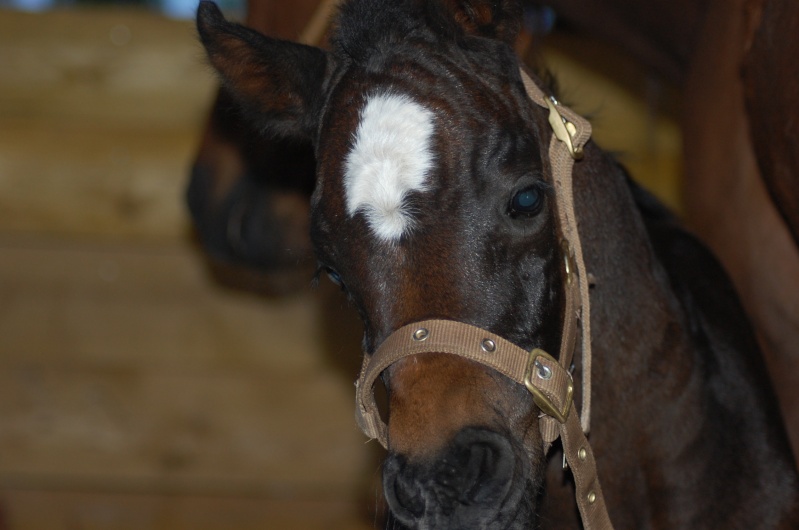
[543,0,799,459]
[195,1,798,527]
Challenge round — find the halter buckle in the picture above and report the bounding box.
[562,239,575,285]
[524,349,573,423]
[546,97,583,160]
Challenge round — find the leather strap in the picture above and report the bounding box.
[520,69,594,433]
[561,403,614,530]
[355,320,574,445]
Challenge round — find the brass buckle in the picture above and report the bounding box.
[561,239,574,286]
[546,97,583,160]
[524,349,573,423]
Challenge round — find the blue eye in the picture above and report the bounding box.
[325,268,343,286]
[509,185,544,217]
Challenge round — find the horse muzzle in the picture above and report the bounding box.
[383,427,533,529]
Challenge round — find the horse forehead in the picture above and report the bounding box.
[343,91,436,242]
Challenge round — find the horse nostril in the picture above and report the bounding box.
[459,440,501,502]
[383,454,426,524]
[382,428,518,525]
[447,428,516,506]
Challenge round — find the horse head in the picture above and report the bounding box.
[196,0,799,527]
[198,2,567,525]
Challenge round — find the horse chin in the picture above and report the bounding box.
[382,427,538,529]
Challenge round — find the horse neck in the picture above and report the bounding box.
[572,144,684,405]
[568,143,799,525]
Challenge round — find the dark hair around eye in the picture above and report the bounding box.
[509,185,545,218]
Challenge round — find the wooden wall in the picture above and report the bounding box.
[0,6,378,529]
[0,4,680,529]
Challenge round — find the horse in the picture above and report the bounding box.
[195,0,799,527]
[187,0,799,459]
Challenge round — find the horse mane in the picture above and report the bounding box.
[331,0,427,64]
[331,0,523,65]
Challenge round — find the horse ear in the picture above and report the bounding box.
[432,0,522,44]
[196,1,327,140]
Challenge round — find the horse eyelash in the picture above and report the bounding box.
[311,265,324,288]
[534,179,554,195]
[314,264,353,300]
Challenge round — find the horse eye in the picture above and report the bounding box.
[509,185,544,217]
[325,268,344,287]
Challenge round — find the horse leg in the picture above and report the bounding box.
[682,0,799,460]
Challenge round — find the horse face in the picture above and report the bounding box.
[198,1,565,526]
[312,75,563,528]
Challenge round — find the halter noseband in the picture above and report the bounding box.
[354,69,614,530]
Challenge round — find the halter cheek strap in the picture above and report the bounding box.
[353,69,614,530]
[521,70,595,435]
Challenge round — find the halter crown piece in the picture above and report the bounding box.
[354,69,615,530]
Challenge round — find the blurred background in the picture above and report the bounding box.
[0,1,680,528]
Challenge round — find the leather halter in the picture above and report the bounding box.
[354,69,615,530]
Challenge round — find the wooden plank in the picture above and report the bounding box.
[0,8,214,131]
[0,238,375,497]
[0,490,379,530]
[0,8,215,241]
[0,367,374,494]
[0,239,357,372]
[0,123,197,241]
